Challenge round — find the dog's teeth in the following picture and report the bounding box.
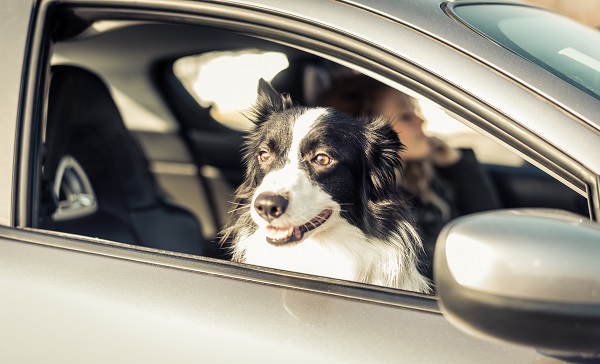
[266,226,293,241]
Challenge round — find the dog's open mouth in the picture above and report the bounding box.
[265,209,332,245]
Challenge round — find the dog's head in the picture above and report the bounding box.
[235,79,407,245]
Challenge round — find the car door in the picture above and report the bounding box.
[2,0,597,363]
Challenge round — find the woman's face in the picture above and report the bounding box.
[379,90,430,161]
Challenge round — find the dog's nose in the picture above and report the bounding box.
[254,192,288,221]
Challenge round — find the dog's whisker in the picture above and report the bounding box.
[226,203,252,214]
[227,207,249,215]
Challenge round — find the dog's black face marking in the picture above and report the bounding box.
[323,111,411,236]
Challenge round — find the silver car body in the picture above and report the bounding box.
[1,0,599,362]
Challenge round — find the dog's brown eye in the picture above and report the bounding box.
[313,153,332,166]
[259,151,271,162]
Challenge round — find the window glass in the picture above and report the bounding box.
[453,4,600,101]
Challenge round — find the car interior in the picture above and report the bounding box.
[36,16,590,284]
[39,65,206,255]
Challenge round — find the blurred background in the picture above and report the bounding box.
[526,0,600,28]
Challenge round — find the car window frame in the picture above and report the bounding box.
[15,0,598,309]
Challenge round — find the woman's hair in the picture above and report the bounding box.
[318,74,391,119]
[318,74,450,218]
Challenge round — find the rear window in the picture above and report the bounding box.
[452,4,600,101]
[173,49,289,131]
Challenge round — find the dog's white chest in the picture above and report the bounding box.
[240,227,363,282]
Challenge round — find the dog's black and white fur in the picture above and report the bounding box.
[220,79,430,293]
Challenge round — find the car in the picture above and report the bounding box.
[2,0,600,362]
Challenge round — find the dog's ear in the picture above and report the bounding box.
[364,116,405,202]
[248,78,293,125]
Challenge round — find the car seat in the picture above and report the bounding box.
[39,65,205,256]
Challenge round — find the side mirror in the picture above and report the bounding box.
[434,209,600,360]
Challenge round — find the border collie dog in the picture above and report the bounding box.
[221,79,430,293]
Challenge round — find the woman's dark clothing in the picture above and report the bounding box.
[405,149,500,280]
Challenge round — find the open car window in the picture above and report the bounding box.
[34,11,590,296]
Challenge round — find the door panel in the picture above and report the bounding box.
[0,228,546,363]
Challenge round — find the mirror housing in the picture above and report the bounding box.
[434,209,600,359]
